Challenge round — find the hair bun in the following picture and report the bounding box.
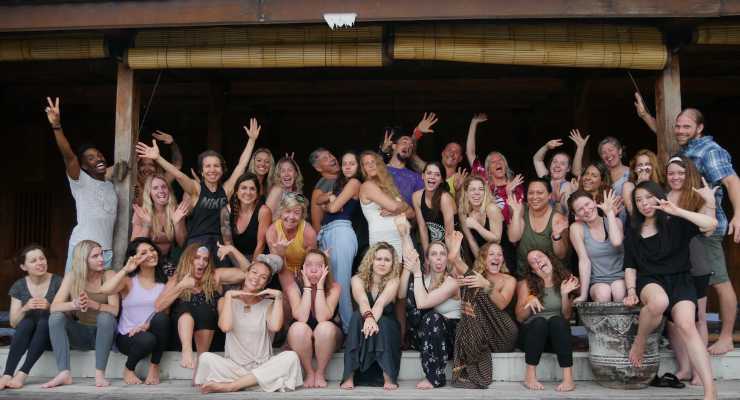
[256,254,283,275]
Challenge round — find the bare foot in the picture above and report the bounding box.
[708,337,733,356]
[123,368,143,385]
[523,377,544,390]
[314,373,328,388]
[6,372,27,389]
[384,381,399,390]
[690,376,704,386]
[674,370,691,381]
[628,338,646,368]
[416,378,434,389]
[340,377,354,390]
[42,370,72,389]
[304,371,316,388]
[0,375,11,390]
[556,380,576,392]
[95,370,110,388]
[181,350,195,369]
[145,364,161,385]
[201,381,234,394]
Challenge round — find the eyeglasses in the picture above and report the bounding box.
[285,192,307,203]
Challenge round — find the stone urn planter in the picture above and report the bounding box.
[576,302,665,389]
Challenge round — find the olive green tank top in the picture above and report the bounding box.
[516,205,555,277]
[524,286,562,324]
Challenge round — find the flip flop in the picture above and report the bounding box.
[649,373,686,389]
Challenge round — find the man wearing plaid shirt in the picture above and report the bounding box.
[636,96,740,356]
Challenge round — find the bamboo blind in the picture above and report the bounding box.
[128,25,384,69]
[695,23,740,45]
[128,43,383,69]
[0,34,106,62]
[394,24,667,70]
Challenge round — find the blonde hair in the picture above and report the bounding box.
[142,175,178,242]
[473,242,510,275]
[173,244,218,303]
[360,151,402,199]
[484,151,513,180]
[458,176,494,217]
[248,148,275,194]
[270,157,304,194]
[356,242,400,293]
[426,241,452,291]
[69,240,102,299]
[277,192,308,221]
[629,149,665,185]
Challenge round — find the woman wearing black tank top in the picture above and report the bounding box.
[137,118,262,257]
[413,162,456,253]
[220,173,272,265]
[459,176,504,259]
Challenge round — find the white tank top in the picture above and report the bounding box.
[360,201,402,258]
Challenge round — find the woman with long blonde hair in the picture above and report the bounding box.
[154,243,251,371]
[247,148,275,199]
[341,242,401,391]
[458,176,504,259]
[265,156,304,214]
[43,240,119,389]
[359,151,411,257]
[132,175,188,260]
[285,249,343,388]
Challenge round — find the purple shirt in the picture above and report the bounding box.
[387,165,423,206]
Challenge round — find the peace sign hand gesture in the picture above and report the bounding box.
[382,129,394,153]
[244,118,261,140]
[692,177,718,208]
[45,97,61,127]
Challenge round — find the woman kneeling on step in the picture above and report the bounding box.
[195,256,303,393]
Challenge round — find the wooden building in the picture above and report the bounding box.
[0,0,739,310]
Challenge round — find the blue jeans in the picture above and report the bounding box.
[65,241,113,272]
[319,220,357,334]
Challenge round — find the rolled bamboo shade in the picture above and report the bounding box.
[135,25,382,47]
[695,23,740,45]
[394,24,667,70]
[127,43,383,69]
[0,34,106,62]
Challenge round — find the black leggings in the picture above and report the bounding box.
[115,312,170,371]
[3,312,51,376]
[518,315,573,368]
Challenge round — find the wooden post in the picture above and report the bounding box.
[654,51,681,166]
[112,62,140,269]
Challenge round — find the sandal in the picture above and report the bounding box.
[649,373,686,389]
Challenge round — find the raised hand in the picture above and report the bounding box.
[284,152,295,160]
[416,112,438,134]
[244,118,261,140]
[136,140,160,160]
[634,92,650,118]
[178,273,196,290]
[507,192,523,216]
[560,275,580,296]
[44,97,61,127]
[381,129,394,153]
[453,167,469,192]
[570,177,580,191]
[552,216,569,238]
[216,242,233,261]
[403,245,421,274]
[152,130,174,145]
[471,113,488,125]
[173,199,190,225]
[271,236,293,256]
[190,168,201,183]
[596,189,619,215]
[655,198,681,216]
[692,177,719,208]
[122,254,143,273]
[132,204,152,226]
[544,138,564,150]
[506,174,524,196]
[445,230,464,261]
[568,129,590,148]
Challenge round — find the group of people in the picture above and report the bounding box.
[1,94,737,400]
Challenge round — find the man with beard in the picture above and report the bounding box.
[45,97,122,271]
[635,94,740,356]
[308,148,340,232]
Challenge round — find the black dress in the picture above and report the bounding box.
[342,289,401,385]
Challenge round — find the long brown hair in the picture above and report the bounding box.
[629,149,664,185]
[524,249,574,301]
[667,155,705,212]
[174,244,218,302]
[360,151,402,199]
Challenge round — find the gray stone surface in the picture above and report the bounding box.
[0,378,739,400]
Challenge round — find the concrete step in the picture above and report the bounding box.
[1,348,739,382]
[1,378,739,400]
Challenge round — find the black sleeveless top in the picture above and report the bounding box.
[188,181,228,241]
[233,206,260,258]
[471,214,491,248]
[420,191,446,242]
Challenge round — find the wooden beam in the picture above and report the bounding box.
[112,62,140,269]
[655,52,681,166]
[0,0,727,32]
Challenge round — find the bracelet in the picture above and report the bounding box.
[362,311,374,320]
[413,127,424,141]
[551,234,562,241]
[51,124,62,130]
